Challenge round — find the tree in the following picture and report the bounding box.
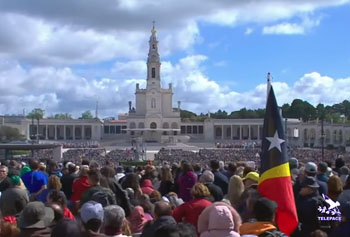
[27,108,45,120]
[48,113,73,119]
[0,126,25,143]
[81,110,93,119]
[180,110,197,119]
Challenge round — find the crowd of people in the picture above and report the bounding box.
[2,146,350,236]
[62,141,100,149]
[215,141,261,149]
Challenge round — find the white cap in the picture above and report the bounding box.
[80,201,104,223]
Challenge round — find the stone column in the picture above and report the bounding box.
[82,125,85,140]
[221,125,224,140]
[231,125,233,140]
[45,125,48,140]
[248,125,251,140]
[54,125,57,140]
[63,125,66,140]
[239,125,242,140]
[73,125,76,140]
[257,125,260,140]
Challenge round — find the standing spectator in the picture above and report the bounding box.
[7,160,21,178]
[61,163,78,200]
[0,175,29,217]
[71,165,90,210]
[172,183,212,229]
[240,197,287,236]
[128,206,148,235]
[338,175,350,206]
[36,175,63,203]
[242,172,259,190]
[199,170,223,202]
[17,201,54,237]
[80,201,105,237]
[0,165,11,193]
[141,201,176,237]
[141,179,154,196]
[227,175,244,207]
[330,201,350,237]
[22,160,48,200]
[103,205,130,237]
[317,162,329,183]
[198,202,241,237]
[51,219,81,237]
[158,166,175,196]
[178,163,197,202]
[210,160,229,195]
[80,170,116,207]
[328,175,343,202]
[48,190,75,220]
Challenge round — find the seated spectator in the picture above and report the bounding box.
[198,202,241,237]
[141,201,176,237]
[240,197,287,236]
[199,170,224,202]
[172,183,212,229]
[0,175,29,217]
[103,205,130,237]
[51,219,81,237]
[17,201,54,237]
[80,201,104,237]
[128,206,148,235]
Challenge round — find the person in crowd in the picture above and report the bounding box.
[158,166,175,196]
[47,190,75,220]
[210,160,229,195]
[139,194,154,221]
[226,162,237,179]
[0,165,12,192]
[155,222,197,237]
[338,175,350,206]
[295,162,327,197]
[0,175,29,217]
[0,217,20,237]
[317,162,329,183]
[71,165,90,211]
[7,160,21,178]
[141,201,176,237]
[330,201,350,237]
[22,159,48,200]
[51,219,81,237]
[47,160,63,178]
[141,179,154,195]
[334,157,345,175]
[20,165,31,177]
[49,203,65,226]
[199,170,223,202]
[198,202,241,237]
[115,166,125,183]
[177,162,197,202]
[237,188,261,222]
[294,176,322,237]
[227,175,244,207]
[150,190,162,203]
[128,206,148,236]
[80,169,116,207]
[172,183,212,229]
[328,175,343,201]
[17,201,54,237]
[339,166,349,187]
[122,173,142,199]
[61,162,78,200]
[242,171,259,190]
[37,175,63,203]
[240,197,287,236]
[80,201,105,237]
[103,205,130,237]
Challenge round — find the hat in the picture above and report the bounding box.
[199,170,214,183]
[20,166,31,177]
[254,198,277,221]
[305,162,317,174]
[318,162,328,173]
[301,176,320,189]
[18,201,54,229]
[10,175,21,186]
[80,201,104,224]
[289,157,299,169]
[243,172,259,182]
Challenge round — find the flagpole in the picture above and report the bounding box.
[267,72,271,103]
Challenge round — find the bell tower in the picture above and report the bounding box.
[146,21,161,90]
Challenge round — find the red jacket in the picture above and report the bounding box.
[172,198,212,229]
[70,176,90,202]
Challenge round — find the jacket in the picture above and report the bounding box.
[198,202,241,237]
[212,170,229,195]
[178,171,197,202]
[172,198,212,229]
[205,183,223,202]
[141,179,154,195]
[0,186,29,216]
[240,222,281,236]
[71,176,90,202]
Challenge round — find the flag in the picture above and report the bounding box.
[258,86,298,235]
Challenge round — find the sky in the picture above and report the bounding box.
[0,0,349,118]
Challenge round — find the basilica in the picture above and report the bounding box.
[2,26,350,149]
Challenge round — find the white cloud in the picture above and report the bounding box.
[245,28,253,35]
[262,16,321,34]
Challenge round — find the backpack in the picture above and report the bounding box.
[91,191,110,207]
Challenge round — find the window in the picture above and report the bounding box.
[121,126,127,134]
[152,68,155,78]
[181,126,186,134]
[199,126,204,134]
[150,122,157,129]
[110,126,116,134]
[152,44,155,49]
[104,126,109,134]
[193,126,198,134]
[186,126,192,134]
[116,126,121,134]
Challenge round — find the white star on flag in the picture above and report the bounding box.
[266,131,285,152]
